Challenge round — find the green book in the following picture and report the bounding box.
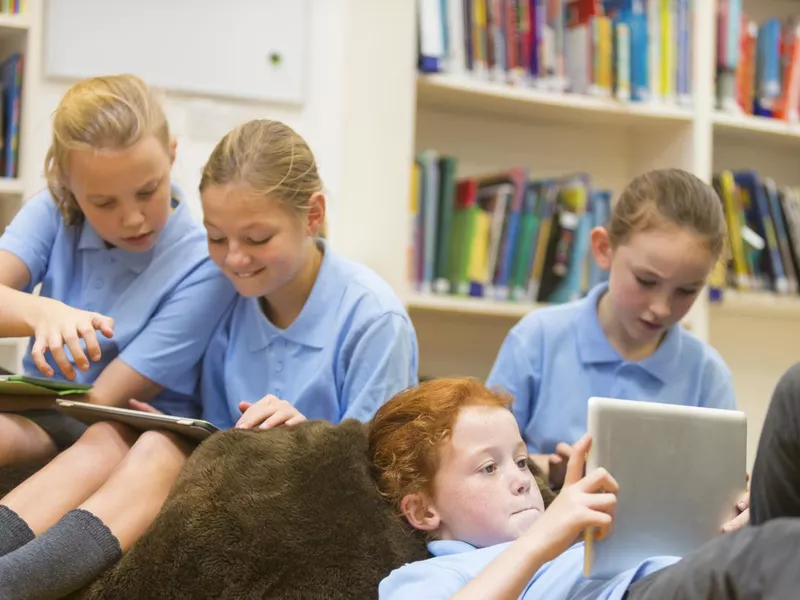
[0,375,92,396]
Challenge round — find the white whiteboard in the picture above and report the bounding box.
[43,0,309,105]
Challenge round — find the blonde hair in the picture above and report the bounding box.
[44,74,171,225]
[199,119,323,214]
[608,168,726,258]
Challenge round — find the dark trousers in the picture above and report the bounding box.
[625,362,800,600]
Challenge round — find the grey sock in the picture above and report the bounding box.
[0,505,34,556]
[0,509,121,600]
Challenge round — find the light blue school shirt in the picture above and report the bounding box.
[486,282,736,454]
[0,187,237,417]
[379,540,678,599]
[200,239,418,429]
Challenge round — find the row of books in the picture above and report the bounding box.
[409,151,611,304]
[716,2,800,121]
[0,53,22,179]
[711,171,800,299]
[0,0,23,14]
[417,0,693,105]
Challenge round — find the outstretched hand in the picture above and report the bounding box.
[30,301,114,380]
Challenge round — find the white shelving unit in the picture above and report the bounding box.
[349,0,800,468]
[0,1,39,373]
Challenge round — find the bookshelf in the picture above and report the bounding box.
[371,0,800,468]
[0,0,39,373]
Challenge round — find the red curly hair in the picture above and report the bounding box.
[368,377,517,514]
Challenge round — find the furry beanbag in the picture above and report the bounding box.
[71,419,430,600]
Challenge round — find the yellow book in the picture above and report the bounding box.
[718,171,750,290]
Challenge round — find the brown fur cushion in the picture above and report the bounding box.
[70,419,431,600]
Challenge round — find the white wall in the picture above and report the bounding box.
[25,0,348,224]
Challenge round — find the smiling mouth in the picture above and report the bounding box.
[231,268,265,279]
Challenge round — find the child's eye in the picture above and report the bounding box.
[677,288,699,296]
[136,189,156,199]
[208,236,227,245]
[481,463,497,474]
[247,236,272,245]
[635,276,656,288]
[516,458,529,469]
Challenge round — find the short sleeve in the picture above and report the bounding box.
[0,190,62,290]
[119,260,237,396]
[199,315,236,429]
[486,323,541,451]
[702,357,737,410]
[378,562,467,600]
[340,312,419,422]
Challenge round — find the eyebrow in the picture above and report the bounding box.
[466,442,528,460]
[86,178,162,201]
[633,267,705,288]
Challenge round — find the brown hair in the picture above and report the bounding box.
[607,168,726,257]
[369,378,554,518]
[198,119,323,214]
[44,74,171,226]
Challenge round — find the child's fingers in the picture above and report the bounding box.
[721,508,750,533]
[285,413,307,427]
[92,315,115,339]
[129,399,164,414]
[30,337,55,377]
[238,400,254,413]
[564,434,592,487]
[78,323,102,363]
[236,404,275,429]
[47,334,75,381]
[580,467,619,494]
[62,330,90,372]
[555,442,573,459]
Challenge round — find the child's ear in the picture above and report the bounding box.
[590,226,613,270]
[400,493,441,533]
[306,192,326,237]
[168,137,178,166]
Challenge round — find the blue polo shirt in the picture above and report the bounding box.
[486,282,736,454]
[0,187,237,416]
[379,540,677,599]
[200,239,418,429]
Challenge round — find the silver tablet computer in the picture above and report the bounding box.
[583,396,747,580]
[56,399,220,443]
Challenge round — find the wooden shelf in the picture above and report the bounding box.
[713,111,800,146]
[710,290,800,318]
[0,178,25,196]
[406,292,543,319]
[0,13,29,32]
[416,74,695,128]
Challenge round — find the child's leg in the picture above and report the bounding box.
[625,517,800,599]
[1,421,138,534]
[0,413,58,467]
[750,363,800,525]
[79,429,191,551]
[0,431,190,600]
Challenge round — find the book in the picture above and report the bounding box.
[0,375,92,397]
[409,152,613,306]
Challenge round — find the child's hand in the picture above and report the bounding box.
[524,434,618,563]
[235,395,307,429]
[722,473,751,533]
[29,300,114,380]
[546,442,574,489]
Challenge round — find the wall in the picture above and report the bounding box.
[24,0,348,224]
